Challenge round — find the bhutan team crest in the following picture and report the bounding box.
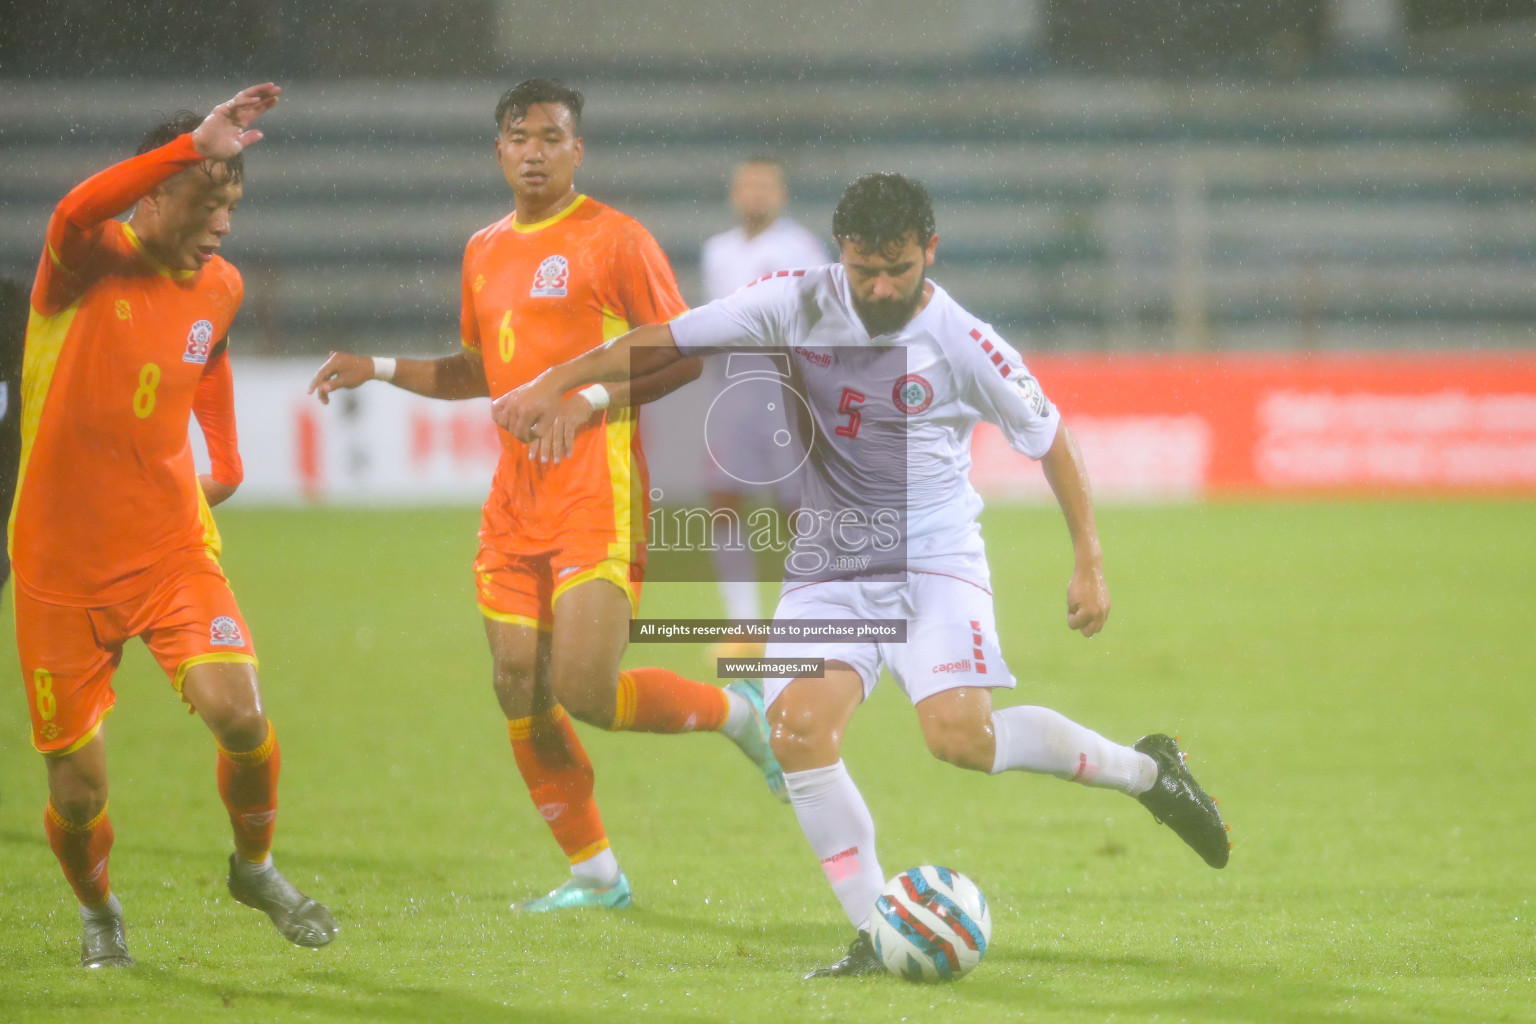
[893,373,934,415]
[210,616,245,647]
[182,319,215,364]
[531,255,569,297]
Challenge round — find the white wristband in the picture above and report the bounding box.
[371,356,397,382]
[578,383,611,410]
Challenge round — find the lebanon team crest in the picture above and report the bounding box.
[210,616,245,647]
[893,374,935,414]
[531,255,569,297]
[183,319,215,364]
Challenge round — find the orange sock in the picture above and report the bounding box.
[45,800,114,907]
[611,668,729,734]
[217,721,280,863]
[507,705,609,864]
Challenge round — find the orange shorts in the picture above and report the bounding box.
[16,550,258,756]
[474,540,643,632]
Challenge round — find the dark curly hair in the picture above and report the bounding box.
[137,110,244,184]
[831,173,936,253]
[494,78,584,133]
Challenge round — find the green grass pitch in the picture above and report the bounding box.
[1,501,1532,1023]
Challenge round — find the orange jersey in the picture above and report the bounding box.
[10,133,244,606]
[461,195,688,559]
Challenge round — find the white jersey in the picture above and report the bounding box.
[700,217,829,302]
[670,263,1061,590]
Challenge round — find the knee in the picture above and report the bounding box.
[201,693,268,752]
[52,784,109,822]
[184,664,267,750]
[47,762,108,822]
[491,657,538,718]
[768,702,840,772]
[923,717,995,773]
[548,664,613,728]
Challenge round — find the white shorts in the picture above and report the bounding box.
[762,571,1014,709]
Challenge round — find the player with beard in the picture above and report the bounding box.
[492,172,1231,975]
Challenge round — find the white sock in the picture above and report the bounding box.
[570,847,621,887]
[990,705,1157,795]
[233,853,275,877]
[715,572,761,622]
[784,761,884,930]
[80,893,123,922]
[721,689,753,740]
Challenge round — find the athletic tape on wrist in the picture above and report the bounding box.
[578,383,611,410]
[371,356,397,382]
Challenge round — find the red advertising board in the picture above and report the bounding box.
[970,353,1536,499]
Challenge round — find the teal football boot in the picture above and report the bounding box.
[724,678,788,803]
[514,872,632,912]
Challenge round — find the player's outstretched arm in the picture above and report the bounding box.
[528,354,704,464]
[308,350,489,404]
[491,322,683,443]
[42,82,281,304]
[1040,425,1110,637]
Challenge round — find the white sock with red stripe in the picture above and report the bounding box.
[990,705,1157,795]
[784,761,884,930]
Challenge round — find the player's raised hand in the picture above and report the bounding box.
[308,351,375,405]
[193,83,282,161]
[1065,562,1110,637]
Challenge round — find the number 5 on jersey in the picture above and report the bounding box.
[837,387,865,439]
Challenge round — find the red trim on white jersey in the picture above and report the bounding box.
[968,327,1013,378]
[748,268,808,287]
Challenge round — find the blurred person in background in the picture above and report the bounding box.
[698,158,828,650]
[309,78,787,914]
[12,84,338,968]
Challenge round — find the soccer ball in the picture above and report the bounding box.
[869,866,991,982]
